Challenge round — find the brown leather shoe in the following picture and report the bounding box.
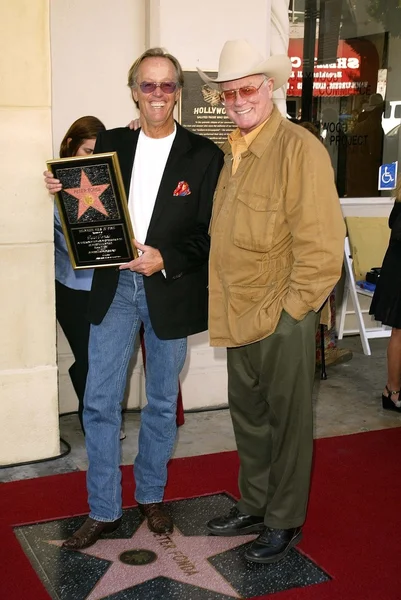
[138,502,173,534]
[62,516,122,550]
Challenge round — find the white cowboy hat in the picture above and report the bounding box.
[197,39,292,91]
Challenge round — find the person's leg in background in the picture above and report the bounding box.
[55,280,90,432]
[382,327,401,412]
[316,288,352,368]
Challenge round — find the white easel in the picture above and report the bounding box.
[338,236,391,356]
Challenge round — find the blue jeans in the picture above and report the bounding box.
[83,270,187,522]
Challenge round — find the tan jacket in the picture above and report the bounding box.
[208,107,345,347]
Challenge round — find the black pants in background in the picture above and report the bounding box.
[55,280,90,432]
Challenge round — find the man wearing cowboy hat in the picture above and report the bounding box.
[198,40,345,563]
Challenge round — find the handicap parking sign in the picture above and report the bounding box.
[378,161,398,190]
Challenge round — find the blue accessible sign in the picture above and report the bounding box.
[378,161,398,190]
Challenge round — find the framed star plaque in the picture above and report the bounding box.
[47,152,137,269]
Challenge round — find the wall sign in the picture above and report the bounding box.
[288,38,378,97]
[178,71,234,146]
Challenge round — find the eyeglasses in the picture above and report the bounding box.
[220,79,267,104]
[138,81,178,94]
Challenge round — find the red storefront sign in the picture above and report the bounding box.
[287,38,378,97]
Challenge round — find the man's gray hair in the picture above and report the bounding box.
[127,47,184,89]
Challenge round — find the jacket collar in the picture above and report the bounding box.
[146,122,193,237]
[221,105,284,159]
[121,120,192,187]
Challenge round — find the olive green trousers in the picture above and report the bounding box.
[227,309,320,529]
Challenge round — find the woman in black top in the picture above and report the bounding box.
[370,181,401,413]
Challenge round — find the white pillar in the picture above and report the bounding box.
[271,0,290,115]
[50,0,146,413]
[0,1,59,464]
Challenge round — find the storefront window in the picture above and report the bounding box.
[289,0,305,23]
[287,0,401,198]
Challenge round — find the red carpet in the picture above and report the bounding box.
[1,427,401,599]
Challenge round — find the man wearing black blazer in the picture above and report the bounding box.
[88,123,221,340]
[46,48,223,549]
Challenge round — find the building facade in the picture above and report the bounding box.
[1,0,398,464]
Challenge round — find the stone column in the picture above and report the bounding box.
[0,1,59,465]
[271,0,290,115]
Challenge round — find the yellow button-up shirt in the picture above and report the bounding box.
[229,120,267,175]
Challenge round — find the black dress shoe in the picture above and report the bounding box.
[245,526,302,563]
[62,516,122,550]
[207,506,265,536]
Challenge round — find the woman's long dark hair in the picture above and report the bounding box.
[59,116,105,158]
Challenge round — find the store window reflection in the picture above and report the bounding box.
[289,0,305,24]
[287,0,401,197]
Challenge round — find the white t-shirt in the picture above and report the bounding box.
[128,126,176,244]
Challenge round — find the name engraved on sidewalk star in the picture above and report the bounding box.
[154,532,199,575]
[48,521,255,599]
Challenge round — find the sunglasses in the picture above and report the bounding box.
[220,79,267,104]
[138,81,178,94]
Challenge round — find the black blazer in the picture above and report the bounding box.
[87,123,224,340]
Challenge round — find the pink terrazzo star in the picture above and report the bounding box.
[65,170,110,219]
[49,521,257,599]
